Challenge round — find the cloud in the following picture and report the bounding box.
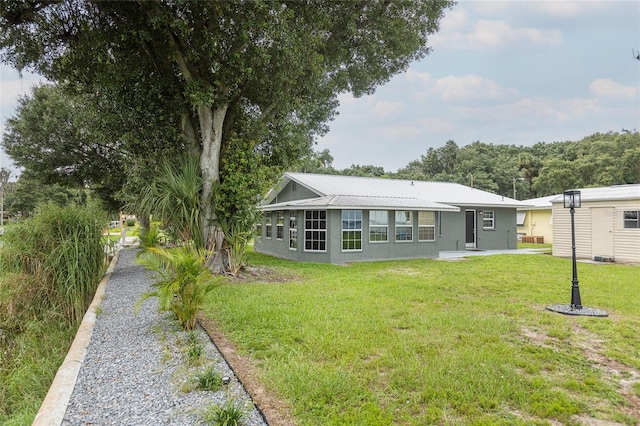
[589,79,640,100]
[379,125,420,139]
[432,18,562,50]
[432,75,518,102]
[405,68,432,86]
[371,101,403,118]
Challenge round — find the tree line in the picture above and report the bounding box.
[295,131,640,200]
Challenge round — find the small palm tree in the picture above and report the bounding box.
[136,245,217,330]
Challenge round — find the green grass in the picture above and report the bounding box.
[202,251,640,425]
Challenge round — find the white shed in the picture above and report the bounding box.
[551,184,640,264]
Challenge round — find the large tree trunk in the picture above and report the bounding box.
[198,103,229,273]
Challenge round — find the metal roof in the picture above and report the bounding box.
[261,172,529,210]
[549,184,640,203]
[518,194,557,210]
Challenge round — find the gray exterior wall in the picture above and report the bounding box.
[271,181,319,204]
[255,206,517,263]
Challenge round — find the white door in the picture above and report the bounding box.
[591,207,614,260]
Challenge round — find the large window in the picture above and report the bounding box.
[395,211,413,242]
[418,211,436,241]
[483,211,495,229]
[624,210,640,228]
[276,211,284,240]
[265,213,272,238]
[342,210,362,251]
[369,210,388,242]
[289,212,297,250]
[255,221,262,239]
[304,210,327,251]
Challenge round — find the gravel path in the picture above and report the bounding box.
[62,249,268,426]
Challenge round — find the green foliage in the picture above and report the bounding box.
[185,331,205,366]
[213,138,274,274]
[137,221,165,250]
[135,245,217,331]
[0,202,107,326]
[130,155,204,249]
[201,400,246,426]
[195,366,224,392]
[203,252,640,424]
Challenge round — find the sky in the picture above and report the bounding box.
[1,0,639,177]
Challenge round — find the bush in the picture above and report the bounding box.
[0,202,107,326]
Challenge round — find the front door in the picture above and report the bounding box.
[465,210,476,249]
[591,207,614,260]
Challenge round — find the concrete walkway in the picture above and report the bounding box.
[438,248,548,260]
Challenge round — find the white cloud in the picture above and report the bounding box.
[417,117,456,133]
[371,101,403,118]
[432,75,518,102]
[589,79,640,100]
[379,125,420,139]
[405,68,432,86]
[432,18,562,50]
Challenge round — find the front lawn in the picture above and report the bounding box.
[202,252,640,425]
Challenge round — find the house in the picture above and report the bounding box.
[551,184,640,264]
[255,172,527,263]
[517,194,557,244]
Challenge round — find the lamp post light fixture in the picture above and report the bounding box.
[563,190,582,310]
[546,189,607,317]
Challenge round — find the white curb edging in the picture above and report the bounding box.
[32,251,120,426]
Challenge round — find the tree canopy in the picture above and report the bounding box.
[1,0,454,258]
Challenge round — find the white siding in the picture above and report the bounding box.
[553,199,640,263]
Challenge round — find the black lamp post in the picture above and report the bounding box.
[563,189,582,310]
[546,189,607,317]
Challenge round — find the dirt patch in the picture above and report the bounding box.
[230,265,299,284]
[572,324,640,422]
[197,314,296,426]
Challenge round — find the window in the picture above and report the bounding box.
[265,213,272,238]
[304,210,327,251]
[483,211,495,229]
[342,210,362,251]
[418,211,436,241]
[289,212,297,250]
[395,211,413,242]
[624,210,640,228]
[255,221,262,239]
[276,211,284,240]
[369,210,388,242]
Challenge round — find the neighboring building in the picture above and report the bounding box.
[517,195,557,244]
[255,172,527,264]
[552,184,640,264]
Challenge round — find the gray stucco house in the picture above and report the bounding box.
[254,172,525,263]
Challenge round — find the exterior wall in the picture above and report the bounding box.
[269,181,319,204]
[552,199,640,264]
[476,207,518,250]
[518,209,553,244]
[256,206,519,264]
[255,209,441,263]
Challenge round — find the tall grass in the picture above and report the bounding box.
[0,202,107,325]
[0,202,107,423]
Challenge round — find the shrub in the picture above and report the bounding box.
[136,245,218,330]
[0,202,107,326]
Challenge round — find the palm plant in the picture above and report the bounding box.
[128,154,204,249]
[213,209,258,276]
[135,245,217,330]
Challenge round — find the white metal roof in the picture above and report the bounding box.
[262,172,528,211]
[518,194,557,210]
[549,184,640,203]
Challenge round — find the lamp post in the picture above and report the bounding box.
[563,189,582,310]
[545,189,607,317]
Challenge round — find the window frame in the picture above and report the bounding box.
[289,211,297,250]
[304,210,327,252]
[276,211,284,240]
[482,210,495,230]
[418,211,436,242]
[265,212,272,239]
[623,210,640,229]
[369,210,389,243]
[341,210,363,252]
[395,210,413,242]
